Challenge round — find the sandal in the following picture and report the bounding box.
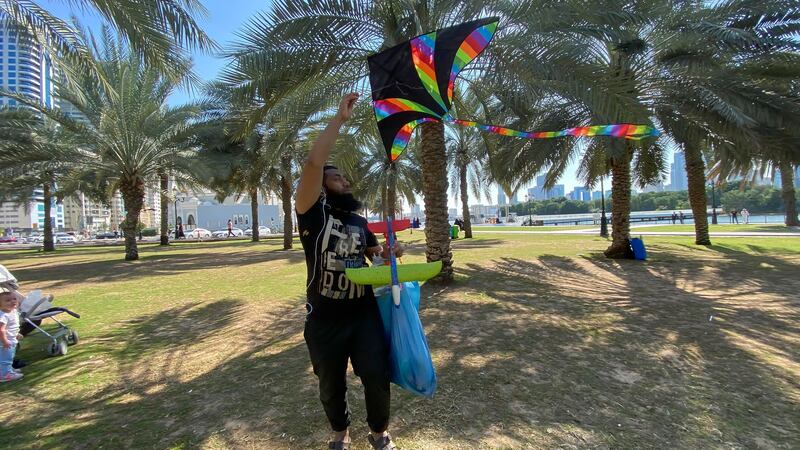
[328,441,350,450]
[368,433,397,450]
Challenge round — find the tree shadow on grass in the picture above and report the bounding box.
[3,249,799,449]
[5,244,306,290]
[383,254,800,448]
[3,298,330,449]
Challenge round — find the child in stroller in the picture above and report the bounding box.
[0,264,81,359]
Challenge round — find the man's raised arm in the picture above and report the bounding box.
[295,93,359,214]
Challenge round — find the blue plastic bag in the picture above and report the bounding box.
[375,281,437,397]
[630,237,647,260]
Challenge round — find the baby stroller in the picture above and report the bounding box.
[20,290,81,356]
[0,264,81,356]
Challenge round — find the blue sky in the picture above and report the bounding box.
[41,1,678,207]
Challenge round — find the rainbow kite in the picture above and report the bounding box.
[367,17,660,162]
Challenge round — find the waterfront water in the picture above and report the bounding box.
[485,212,792,227]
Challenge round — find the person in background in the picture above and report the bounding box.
[741,208,750,224]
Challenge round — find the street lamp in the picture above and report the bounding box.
[600,176,608,238]
[172,187,186,239]
[710,182,718,225]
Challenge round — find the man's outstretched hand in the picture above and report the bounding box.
[335,92,359,123]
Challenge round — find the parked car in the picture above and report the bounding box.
[187,228,212,238]
[54,233,76,244]
[212,227,244,238]
[94,231,117,239]
[243,226,271,237]
[0,236,17,243]
[26,233,44,243]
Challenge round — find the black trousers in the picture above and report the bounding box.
[304,299,391,433]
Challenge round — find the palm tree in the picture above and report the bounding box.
[0,111,83,251]
[221,0,491,281]
[486,1,657,257]
[447,88,491,238]
[649,1,800,244]
[490,0,800,253]
[1,0,215,82]
[778,163,799,226]
[5,29,207,260]
[708,129,800,228]
[346,135,423,220]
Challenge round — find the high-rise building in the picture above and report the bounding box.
[140,184,162,229]
[670,152,688,191]
[0,22,56,109]
[571,186,591,202]
[0,188,64,232]
[497,190,507,205]
[510,192,519,205]
[0,23,64,233]
[773,166,800,189]
[530,175,565,200]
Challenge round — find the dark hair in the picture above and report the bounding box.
[322,165,339,186]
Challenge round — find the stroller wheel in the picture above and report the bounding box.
[67,330,79,346]
[46,340,68,356]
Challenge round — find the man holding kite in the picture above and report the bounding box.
[296,93,400,450]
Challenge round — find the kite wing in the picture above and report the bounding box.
[368,18,499,162]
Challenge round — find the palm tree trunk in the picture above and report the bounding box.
[420,121,453,281]
[459,161,472,238]
[280,155,293,250]
[779,161,799,226]
[604,145,633,258]
[120,177,145,261]
[684,143,711,244]
[250,186,260,242]
[159,173,169,245]
[42,181,55,252]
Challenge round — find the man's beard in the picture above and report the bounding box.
[326,191,363,212]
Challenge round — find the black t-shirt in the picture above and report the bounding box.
[297,199,378,303]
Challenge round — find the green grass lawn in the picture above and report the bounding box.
[631,223,798,233]
[1,232,799,449]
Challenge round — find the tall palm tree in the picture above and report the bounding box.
[708,129,800,227]
[778,163,799,226]
[649,0,800,244]
[4,29,207,260]
[487,0,657,257]
[447,126,489,238]
[0,111,82,251]
[491,0,799,253]
[347,135,423,220]
[222,0,491,281]
[447,87,491,238]
[1,0,215,83]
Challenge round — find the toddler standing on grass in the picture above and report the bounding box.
[0,288,23,382]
